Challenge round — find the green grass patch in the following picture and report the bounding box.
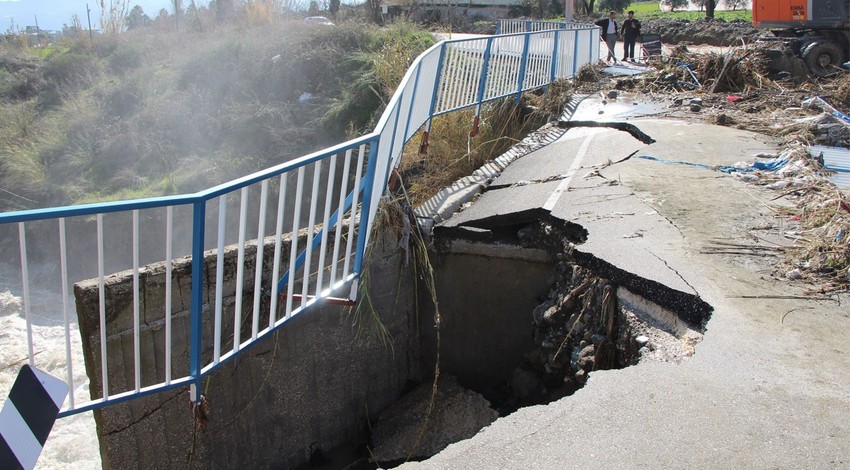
[629,1,752,21]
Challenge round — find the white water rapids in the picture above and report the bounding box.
[0,263,100,469]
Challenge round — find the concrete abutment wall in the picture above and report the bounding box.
[74,229,422,469]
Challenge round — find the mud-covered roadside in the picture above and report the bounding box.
[640,17,768,47]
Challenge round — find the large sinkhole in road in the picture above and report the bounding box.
[366,117,715,467]
[420,211,713,428]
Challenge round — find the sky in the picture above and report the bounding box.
[0,0,208,31]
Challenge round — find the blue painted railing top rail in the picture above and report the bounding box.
[0,21,600,419]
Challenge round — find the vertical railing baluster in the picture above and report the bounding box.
[165,206,173,385]
[444,48,459,111]
[18,223,34,368]
[252,181,269,339]
[302,162,322,308]
[97,215,108,398]
[233,187,249,352]
[269,174,287,327]
[214,197,226,364]
[59,218,75,408]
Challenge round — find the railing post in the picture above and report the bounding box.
[421,42,447,155]
[550,29,561,83]
[515,32,531,104]
[189,199,206,404]
[352,139,381,280]
[471,37,494,138]
[402,63,423,145]
[475,37,494,107]
[429,42,447,118]
[495,19,502,35]
[573,29,581,77]
[386,89,405,175]
[525,19,531,32]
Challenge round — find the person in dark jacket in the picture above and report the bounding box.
[620,10,641,61]
[594,11,618,63]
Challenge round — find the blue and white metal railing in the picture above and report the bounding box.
[495,18,589,35]
[0,21,599,418]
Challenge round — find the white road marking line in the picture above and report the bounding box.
[543,130,597,211]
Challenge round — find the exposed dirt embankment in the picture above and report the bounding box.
[642,18,767,46]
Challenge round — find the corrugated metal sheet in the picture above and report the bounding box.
[811,145,850,189]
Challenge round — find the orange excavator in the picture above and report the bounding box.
[753,0,850,76]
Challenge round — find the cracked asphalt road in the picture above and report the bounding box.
[403,96,850,469]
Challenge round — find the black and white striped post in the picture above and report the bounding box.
[0,365,68,470]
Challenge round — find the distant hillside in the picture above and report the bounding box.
[0,18,433,211]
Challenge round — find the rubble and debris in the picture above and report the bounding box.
[591,33,850,291]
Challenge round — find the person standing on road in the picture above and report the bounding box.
[595,11,618,63]
[620,10,641,61]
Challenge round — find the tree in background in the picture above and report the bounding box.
[125,5,151,30]
[597,0,631,14]
[662,0,689,11]
[522,0,564,18]
[172,0,183,29]
[187,0,204,31]
[723,0,744,10]
[101,0,130,34]
[307,1,320,15]
[577,0,596,15]
[329,0,340,19]
[212,0,234,22]
[704,0,717,17]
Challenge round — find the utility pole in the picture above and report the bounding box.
[86,3,93,41]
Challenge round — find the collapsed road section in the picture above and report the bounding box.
[391,99,782,463]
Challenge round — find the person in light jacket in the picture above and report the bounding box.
[594,11,618,63]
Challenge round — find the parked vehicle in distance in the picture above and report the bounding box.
[303,16,335,26]
[753,0,849,76]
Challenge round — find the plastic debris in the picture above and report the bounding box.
[717,155,790,174]
[801,96,850,128]
[636,155,712,170]
[785,268,802,280]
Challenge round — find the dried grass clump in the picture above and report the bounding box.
[832,74,850,109]
[397,90,568,206]
[768,147,850,292]
[780,186,850,292]
[692,50,770,93]
[575,63,600,84]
